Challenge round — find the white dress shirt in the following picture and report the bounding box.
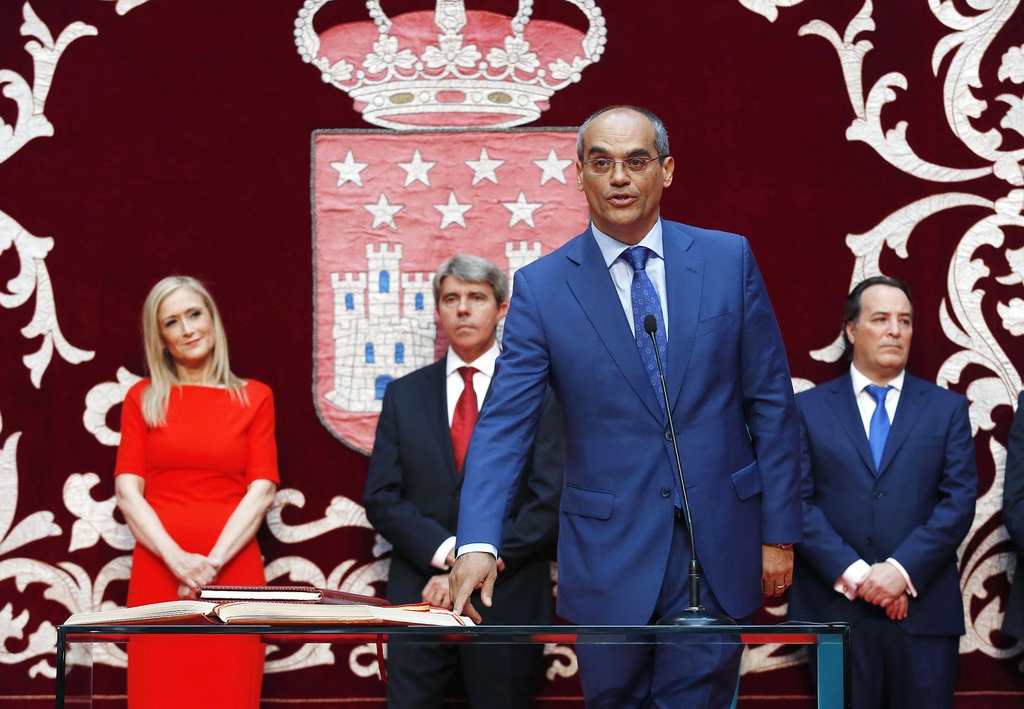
[592,220,669,338]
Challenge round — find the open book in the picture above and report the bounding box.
[63,600,474,627]
[197,585,388,606]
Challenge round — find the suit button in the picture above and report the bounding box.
[664,429,673,441]
[453,490,461,501]
[866,537,874,546]
[873,491,884,499]
[660,487,671,498]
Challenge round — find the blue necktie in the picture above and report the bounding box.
[865,384,892,470]
[622,246,667,414]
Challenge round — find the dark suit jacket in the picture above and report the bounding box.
[364,358,562,624]
[788,371,977,637]
[456,221,803,624]
[1001,391,1024,638]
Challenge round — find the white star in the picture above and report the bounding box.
[330,150,370,187]
[434,191,473,229]
[364,193,404,230]
[398,149,436,187]
[533,147,574,185]
[465,147,505,185]
[501,191,543,228]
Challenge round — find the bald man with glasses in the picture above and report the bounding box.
[450,105,802,708]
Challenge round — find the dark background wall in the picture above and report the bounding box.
[1,1,1022,705]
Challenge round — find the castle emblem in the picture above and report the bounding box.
[299,0,603,452]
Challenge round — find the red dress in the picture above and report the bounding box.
[115,380,280,708]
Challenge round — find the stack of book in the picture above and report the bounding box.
[63,585,474,627]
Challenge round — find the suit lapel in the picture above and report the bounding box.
[564,229,664,420]
[661,223,700,412]
[826,372,877,475]
[419,360,460,477]
[877,373,927,476]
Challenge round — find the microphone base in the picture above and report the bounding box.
[657,608,737,626]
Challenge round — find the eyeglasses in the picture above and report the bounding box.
[581,155,667,175]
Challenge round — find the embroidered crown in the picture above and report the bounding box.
[294,0,606,130]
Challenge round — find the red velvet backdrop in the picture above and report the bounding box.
[2,0,1023,706]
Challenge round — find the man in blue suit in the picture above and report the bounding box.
[788,276,977,709]
[449,105,803,707]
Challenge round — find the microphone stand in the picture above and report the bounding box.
[644,315,735,626]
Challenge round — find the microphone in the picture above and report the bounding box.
[643,314,734,626]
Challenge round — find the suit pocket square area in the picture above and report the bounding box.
[561,486,614,520]
[695,311,734,337]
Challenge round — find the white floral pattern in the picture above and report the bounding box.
[422,35,481,71]
[364,35,416,74]
[487,36,539,73]
[1001,45,1024,84]
[0,7,96,387]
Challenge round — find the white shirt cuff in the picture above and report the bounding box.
[456,542,498,558]
[835,559,870,600]
[885,557,917,597]
[432,537,457,570]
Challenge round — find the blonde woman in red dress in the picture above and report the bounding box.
[114,275,279,708]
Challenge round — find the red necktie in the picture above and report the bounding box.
[450,366,478,472]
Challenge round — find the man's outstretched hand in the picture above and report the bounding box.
[448,551,498,624]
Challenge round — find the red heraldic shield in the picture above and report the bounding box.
[313,129,588,453]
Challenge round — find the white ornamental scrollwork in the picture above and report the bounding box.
[738,0,1024,667]
[0,404,134,679]
[0,3,96,163]
[83,367,143,446]
[0,210,95,388]
[1,4,99,386]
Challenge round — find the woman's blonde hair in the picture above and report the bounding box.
[140,275,246,426]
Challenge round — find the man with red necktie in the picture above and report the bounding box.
[364,253,563,709]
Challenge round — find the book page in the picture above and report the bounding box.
[210,601,473,626]
[64,600,218,626]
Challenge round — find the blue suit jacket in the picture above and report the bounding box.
[788,371,977,637]
[456,220,802,624]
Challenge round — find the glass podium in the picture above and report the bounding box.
[56,621,849,707]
